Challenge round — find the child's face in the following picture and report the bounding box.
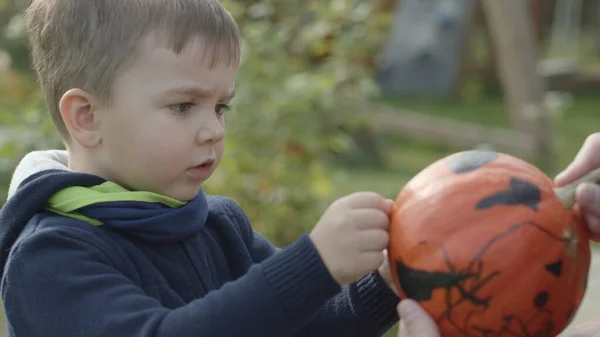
[94,35,237,201]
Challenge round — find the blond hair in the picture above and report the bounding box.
[25,0,241,139]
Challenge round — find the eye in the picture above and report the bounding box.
[169,102,195,114]
[216,103,231,116]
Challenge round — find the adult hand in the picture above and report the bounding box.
[560,320,600,337]
[555,133,600,240]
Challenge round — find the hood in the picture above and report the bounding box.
[0,150,209,275]
[7,150,70,199]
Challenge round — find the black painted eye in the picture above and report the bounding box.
[448,150,498,174]
[534,291,549,309]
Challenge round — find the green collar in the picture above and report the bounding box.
[45,181,186,226]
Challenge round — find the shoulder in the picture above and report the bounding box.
[207,195,249,221]
[206,195,253,237]
[17,212,108,245]
[7,213,120,273]
[207,195,244,215]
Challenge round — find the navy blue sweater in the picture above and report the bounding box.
[0,168,399,337]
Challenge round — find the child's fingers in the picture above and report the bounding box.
[397,300,440,337]
[340,192,390,212]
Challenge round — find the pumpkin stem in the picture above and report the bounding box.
[553,167,600,208]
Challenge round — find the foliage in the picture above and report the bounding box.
[205,0,391,244]
[0,0,390,246]
[0,0,62,201]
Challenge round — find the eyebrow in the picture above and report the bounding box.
[166,86,235,100]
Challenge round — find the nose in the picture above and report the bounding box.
[195,113,225,145]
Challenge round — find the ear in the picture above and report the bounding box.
[59,88,102,148]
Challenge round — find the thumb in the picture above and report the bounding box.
[576,183,600,238]
[397,299,440,337]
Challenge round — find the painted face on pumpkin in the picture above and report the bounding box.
[388,150,591,337]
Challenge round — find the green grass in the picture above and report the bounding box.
[398,92,600,187]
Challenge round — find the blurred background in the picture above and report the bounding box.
[0,0,599,336]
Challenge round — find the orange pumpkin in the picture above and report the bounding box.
[388,150,592,337]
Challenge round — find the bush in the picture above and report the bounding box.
[204,0,390,244]
[0,0,389,246]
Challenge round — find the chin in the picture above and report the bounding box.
[170,185,204,202]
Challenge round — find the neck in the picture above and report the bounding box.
[66,146,94,173]
[66,146,124,188]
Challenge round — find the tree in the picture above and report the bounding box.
[0,0,389,246]
[204,0,390,244]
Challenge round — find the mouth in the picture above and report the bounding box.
[195,159,215,169]
[187,159,216,180]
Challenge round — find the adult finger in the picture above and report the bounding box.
[560,321,600,337]
[555,133,600,186]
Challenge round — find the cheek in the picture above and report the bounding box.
[104,117,193,171]
[215,141,225,160]
[139,130,194,168]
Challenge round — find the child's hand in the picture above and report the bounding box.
[378,249,399,296]
[310,192,393,285]
[397,299,440,337]
[555,133,600,240]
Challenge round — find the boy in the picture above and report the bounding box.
[0,0,400,336]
